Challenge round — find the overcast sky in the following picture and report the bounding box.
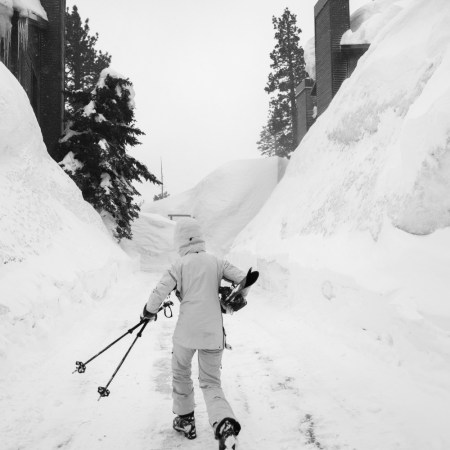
[67,0,368,199]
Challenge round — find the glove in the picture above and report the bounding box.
[141,305,158,322]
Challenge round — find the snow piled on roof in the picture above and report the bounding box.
[0,0,12,12]
[305,0,404,79]
[0,0,47,39]
[0,62,130,358]
[341,0,404,45]
[0,1,12,38]
[131,157,288,264]
[12,0,47,20]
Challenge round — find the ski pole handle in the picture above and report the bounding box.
[160,300,173,318]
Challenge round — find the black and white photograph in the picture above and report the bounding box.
[1,0,449,449]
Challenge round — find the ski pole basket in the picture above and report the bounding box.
[72,299,174,399]
[73,300,174,375]
[97,319,149,401]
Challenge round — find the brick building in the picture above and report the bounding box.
[296,0,370,145]
[0,0,65,160]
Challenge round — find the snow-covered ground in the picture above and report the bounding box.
[0,272,312,449]
[2,0,450,448]
[2,266,448,449]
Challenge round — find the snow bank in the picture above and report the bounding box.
[120,213,177,271]
[138,157,287,259]
[228,2,450,445]
[0,62,131,361]
[232,0,450,263]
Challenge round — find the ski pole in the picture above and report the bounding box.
[96,300,173,400]
[97,319,148,400]
[73,300,174,374]
[73,320,145,374]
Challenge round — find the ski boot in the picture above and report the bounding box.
[215,417,241,450]
[173,412,197,439]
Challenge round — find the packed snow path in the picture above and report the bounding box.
[1,270,449,449]
[1,271,315,450]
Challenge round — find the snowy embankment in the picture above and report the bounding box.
[232,0,450,310]
[227,0,450,448]
[125,157,287,269]
[0,62,131,362]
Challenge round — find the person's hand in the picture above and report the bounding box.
[141,305,158,322]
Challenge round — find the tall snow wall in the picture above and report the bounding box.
[124,157,287,269]
[230,0,450,316]
[0,62,131,359]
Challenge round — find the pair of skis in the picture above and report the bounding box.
[220,268,259,314]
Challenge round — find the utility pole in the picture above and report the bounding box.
[160,157,164,197]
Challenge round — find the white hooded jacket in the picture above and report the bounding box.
[145,218,245,350]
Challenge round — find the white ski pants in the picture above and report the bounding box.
[172,343,236,427]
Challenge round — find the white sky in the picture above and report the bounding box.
[66,0,368,198]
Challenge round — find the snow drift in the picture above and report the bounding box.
[120,212,176,272]
[130,157,287,267]
[227,1,450,448]
[231,0,450,305]
[0,62,130,360]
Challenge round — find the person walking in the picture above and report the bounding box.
[141,218,245,449]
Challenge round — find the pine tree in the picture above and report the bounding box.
[258,8,308,158]
[65,6,111,103]
[57,70,160,241]
[257,125,278,158]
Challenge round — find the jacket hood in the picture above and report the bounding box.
[174,218,206,256]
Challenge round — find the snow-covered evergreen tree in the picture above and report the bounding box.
[58,69,160,241]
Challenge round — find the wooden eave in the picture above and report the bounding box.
[340,43,370,55]
[295,78,315,97]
